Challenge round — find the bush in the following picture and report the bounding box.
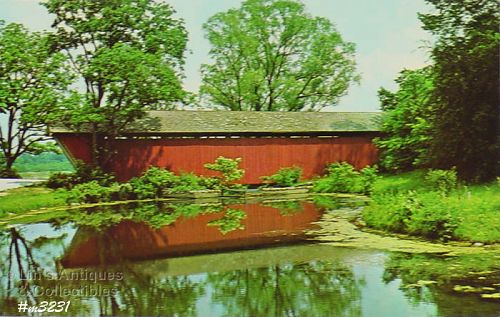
[360,166,379,194]
[364,189,462,241]
[261,166,303,187]
[46,172,74,189]
[312,162,378,194]
[204,156,244,187]
[67,181,116,204]
[129,167,179,199]
[425,168,457,194]
[363,192,412,233]
[71,161,115,186]
[0,168,20,178]
[405,192,457,240]
[46,160,115,189]
[169,173,219,193]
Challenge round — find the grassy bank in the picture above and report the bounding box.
[363,171,500,243]
[0,187,68,218]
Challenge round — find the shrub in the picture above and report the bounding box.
[363,192,412,233]
[364,190,459,241]
[46,172,74,189]
[199,176,222,190]
[425,168,457,194]
[169,173,218,193]
[261,166,303,187]
[0,168,20,178]
[129,167,178,199]
[71,161,115,186]
[204,157,244,187]
[405,192,457,240]
[129,167,179,199]
[46,160,115,189]
[360,166,379,194]
[67,181,116,204]
[312,162,378,194]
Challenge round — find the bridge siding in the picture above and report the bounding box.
[55,134,378,183]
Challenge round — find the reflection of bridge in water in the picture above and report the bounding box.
[61,201,322,268]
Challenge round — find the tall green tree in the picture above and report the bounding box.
[200,0,359,111]
[419,0,499,181]
[0,22,72,177]
[375,67,435,172]
[43,0,189,166]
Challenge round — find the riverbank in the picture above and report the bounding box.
[362,171,500,244]
[0,186,68,218]
[1,170,499,245]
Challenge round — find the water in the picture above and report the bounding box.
[0,198,498,316]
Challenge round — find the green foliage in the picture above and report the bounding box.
[204,157,245,186]
[418,0,500,181]
[71,161,116,186]
[365,190,458,240]
[67,181,119,204]
[46,172,73,189]
[312,195,341,210]
[13,152,73,172]
[42,0,188,166]
[207,208,247,234]
[264,200,304,215]
[364,170,500,242]
[359,166,379,194]
[312,162,378,194]
[64,165,224,203]
[0,187,68,216]
[383,252,500,312]
[371,170,429,194]
[425,168,457,194]
[375,68,435,172]
[200,0,359,111]
[46,161,115,189]
[167,173,202,194]
[0,21,73,175]
[129,167,178,199]
[130,168,221,199]
[261,166,302,187]
[66,206,125,230]
[0,167,20,178]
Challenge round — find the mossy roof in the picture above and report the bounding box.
[52,110,382,134]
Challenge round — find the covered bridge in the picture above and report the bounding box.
[51,111,381,183]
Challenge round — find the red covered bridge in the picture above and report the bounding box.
[51,111,381,183]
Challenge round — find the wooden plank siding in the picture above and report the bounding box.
[55,134,379,183]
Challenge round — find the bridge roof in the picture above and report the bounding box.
[51,110,382,135]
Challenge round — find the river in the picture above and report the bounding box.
[0,196,498,316]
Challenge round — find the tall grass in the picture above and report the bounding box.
[363,171,500,243]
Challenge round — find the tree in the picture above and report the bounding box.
[0,22,72,177]
[375,67,435,172]
[200,0,359,111]
[43,0,189,167]
[418,0,499,181]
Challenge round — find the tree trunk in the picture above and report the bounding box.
[1,156,20,178]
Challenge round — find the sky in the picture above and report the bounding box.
[1,0,433,112]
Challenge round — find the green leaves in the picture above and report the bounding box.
[418,0,500,181]
[0,21,74,173]
[200,0,358,111]
[375,68,435,172]
[261,166,302,187]
[204,157,245,186]
[42,0,188,165]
